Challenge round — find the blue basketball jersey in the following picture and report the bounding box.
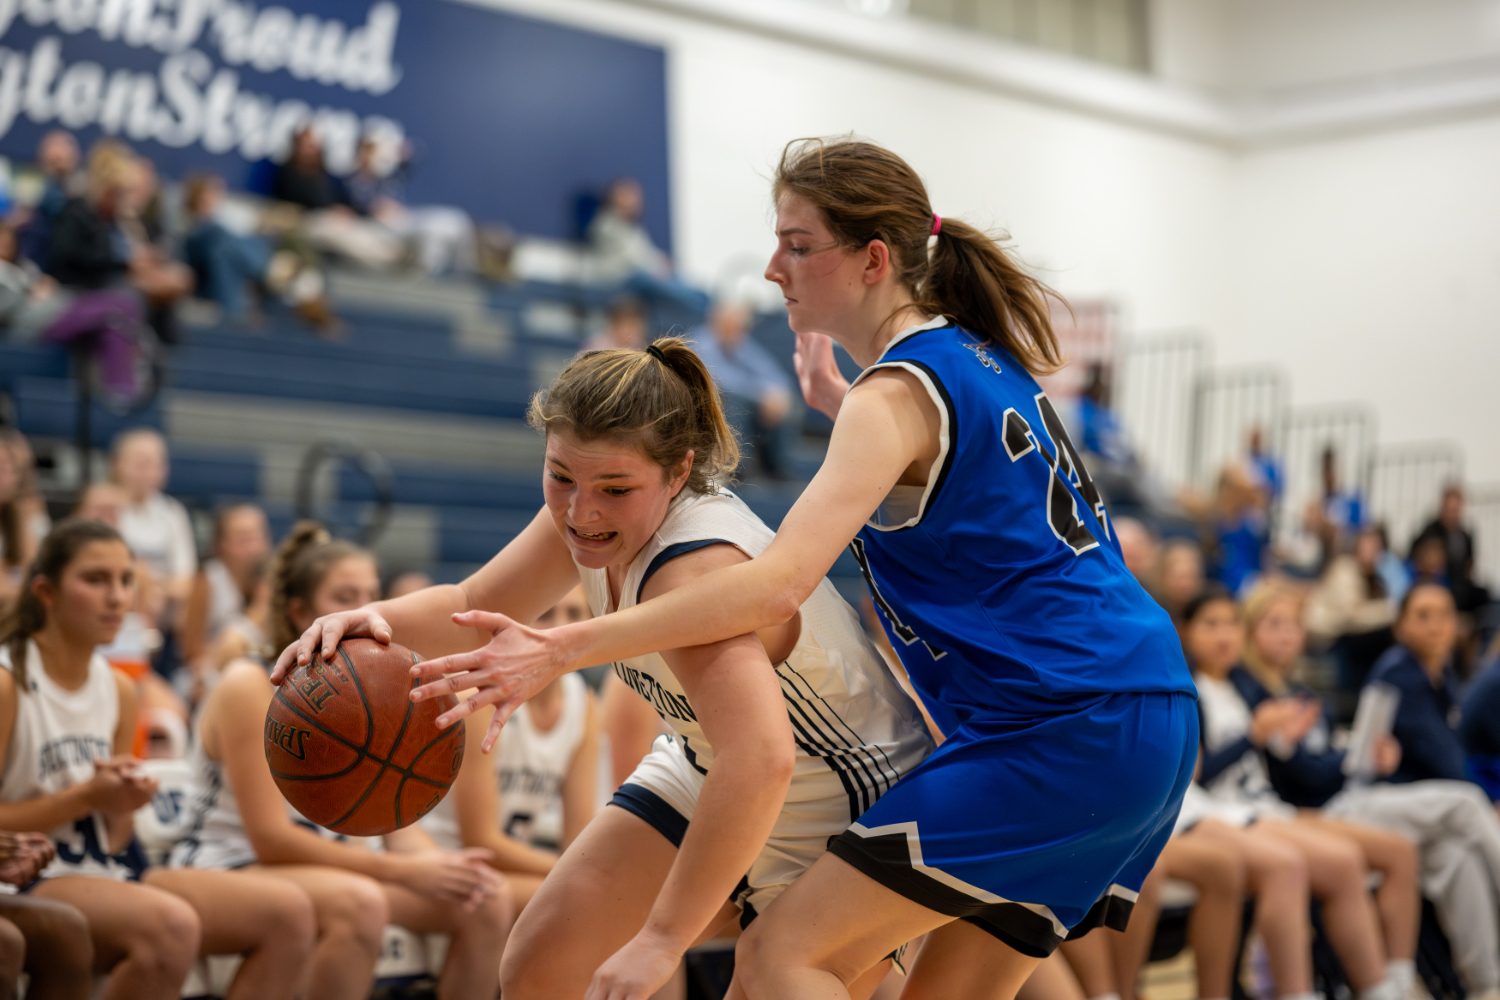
[852,318,1194,735]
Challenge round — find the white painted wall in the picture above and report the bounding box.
[1229,114,1500,481]
[465,0,1497,485]
[470,0,1234,333]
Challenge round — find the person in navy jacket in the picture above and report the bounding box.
[1367,583,1467,785]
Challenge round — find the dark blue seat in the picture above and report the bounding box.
[12,376,164,440]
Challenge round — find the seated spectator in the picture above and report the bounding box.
[1411,485,1491,614]
[0,444,32,607]
[587,177,707,315]
[17,128,82,265]
[0,519,317,1000]
[582,296,648,353]
[180,503,270,668]
[347,137,477,276]
[1305,524,1398,691]
[1461,657,1500,800]
[1114,517,1161,590]
[1157,537,1206,624]
[1246,425,1284,505]
[272,128,402,271]
[44,142,192,391]
[183,173,338,333]
[72,481,189,758]
[1183,587,1420,1000]
[1245,583,1500,1000]
[170,521,512,998]
[1369,524,1411,604]
[1367,583,1466,784]
[110,429,196,635]
[689,300,797,478]
[271,127,351,211]
[0,829,92,1000]
[1305,445,1367,568]
[421,586,600,911]
[0,220,64,340]
[197,566,271,694]
[385,570,433,600]
[1209,465,1270,596]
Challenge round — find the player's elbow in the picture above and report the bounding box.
[747,733,796,788]
[766,587,803,628]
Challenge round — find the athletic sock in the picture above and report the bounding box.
[1359,977,1403,1000]
[1388,960,1416,998]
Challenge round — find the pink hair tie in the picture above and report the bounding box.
[931,213,942,236]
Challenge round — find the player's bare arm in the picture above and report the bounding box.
[274,505,578,682]
[408,366,939,735]
[585,543,796,1000]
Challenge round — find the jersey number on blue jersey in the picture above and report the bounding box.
[1001,394,1111,555]
[849,537,945,660]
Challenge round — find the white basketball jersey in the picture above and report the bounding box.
[577,490,934,824]
[423,672,590,851]
[170,735,257,870]
[0,641,136,880]
[170,721,370,870]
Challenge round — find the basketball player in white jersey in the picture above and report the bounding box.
[0,519,315,1000]
[421,585,601,910]
[276,339,936,1000]
[169,521,512,1000]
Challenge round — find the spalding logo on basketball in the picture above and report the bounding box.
[265,637,465,836]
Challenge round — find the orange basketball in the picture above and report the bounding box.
[265,637,465,836]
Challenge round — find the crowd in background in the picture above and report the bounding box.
[0,127,1498,1000]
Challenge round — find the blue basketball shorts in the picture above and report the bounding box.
[827,690,1197,957]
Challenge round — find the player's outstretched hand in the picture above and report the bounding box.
[408,611,561,749]
[793,329,851,421]
[271,608,394,684]
[409,610,561,753]
[585,929,683,1000]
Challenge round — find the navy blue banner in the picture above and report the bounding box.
[0,0,671,246]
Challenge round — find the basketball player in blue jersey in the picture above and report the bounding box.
[341,138,1201,1000]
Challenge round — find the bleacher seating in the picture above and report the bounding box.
[2,274,865,599]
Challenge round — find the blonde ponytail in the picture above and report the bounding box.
[527,336,740,494]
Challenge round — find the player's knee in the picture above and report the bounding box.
[265,884,318,962]
[1266,842,1308,889]
[1385,835,1419,879]
[499,936,569,1000]
[462,880,513,944]
[1325,839,1367,885]
[0,918,26,985]
[324,878,387,957]
[735,922,860,997]
[138,894,200,978]
[1207,849,1247,898]
[24,899,93,971]
[732,922,771,994]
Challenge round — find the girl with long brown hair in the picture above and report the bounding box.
[284,138,1199,1000]
[0,519,316,1000]
[170,521,512,1000]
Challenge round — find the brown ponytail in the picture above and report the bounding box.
[774,137,1065,376]
[269,520,368,653]
[527,336,740,494]
[0,518,129,693]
